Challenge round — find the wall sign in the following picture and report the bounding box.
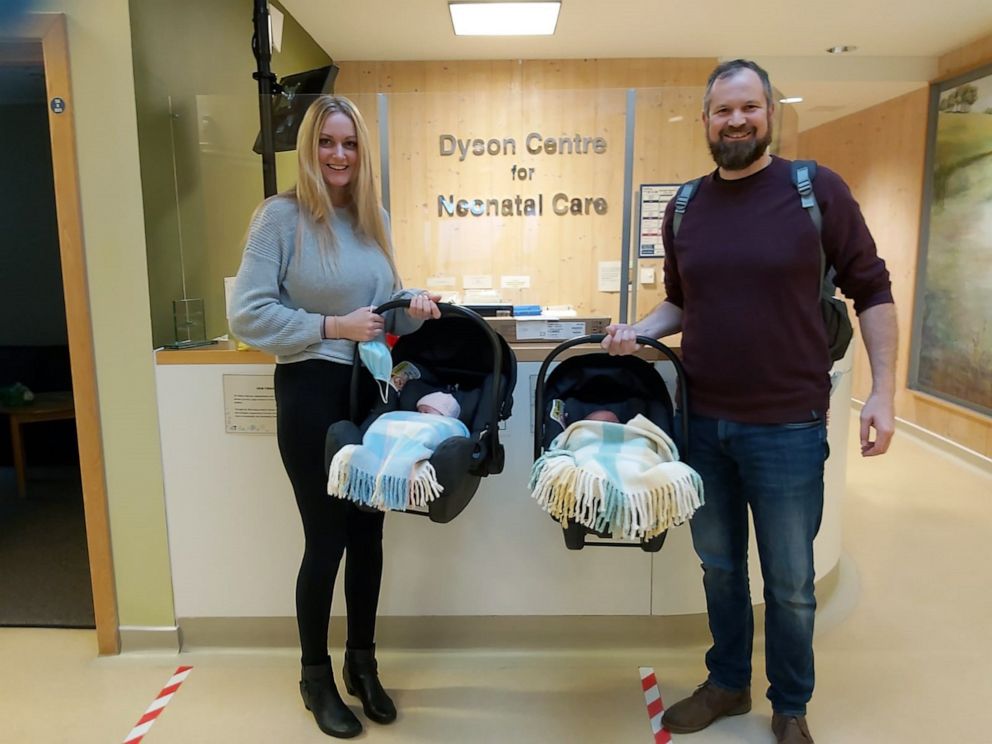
[638,184,679,258]
[436,131,611,218]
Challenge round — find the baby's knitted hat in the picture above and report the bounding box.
[417,391,460,418]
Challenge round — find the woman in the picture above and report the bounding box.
[230,95,439,739]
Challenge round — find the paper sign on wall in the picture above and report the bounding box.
[598,261,622,293]
[501,275,531,289]
[427,275,457,289]
[463,274,493,289]
[638,184,679,258]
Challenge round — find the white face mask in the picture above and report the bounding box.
[358,338,395,403]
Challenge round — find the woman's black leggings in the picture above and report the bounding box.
[274,359,385,666]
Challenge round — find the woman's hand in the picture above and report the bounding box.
[337,306,385,341]
[406,292,441,321]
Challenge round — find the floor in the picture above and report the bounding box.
[0,466,94,628]
[1,416,990,744]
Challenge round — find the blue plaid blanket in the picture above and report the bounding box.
[530,414,704,540]
[328,411,470,511]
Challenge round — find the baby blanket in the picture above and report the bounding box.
[328,411,469,511]
[530,414,703,540]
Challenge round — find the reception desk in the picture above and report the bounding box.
[154,341,850,642]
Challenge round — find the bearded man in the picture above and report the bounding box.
[602,59,898,744]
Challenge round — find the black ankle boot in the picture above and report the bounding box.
[343,647,397,724]
[300,661,362,738]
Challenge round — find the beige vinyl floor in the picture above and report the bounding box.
[1,415,990,744]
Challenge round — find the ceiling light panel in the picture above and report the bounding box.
[449,2,562,36]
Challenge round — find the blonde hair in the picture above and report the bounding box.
[292,95,398,282]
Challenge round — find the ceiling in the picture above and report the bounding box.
[281,0,992,130]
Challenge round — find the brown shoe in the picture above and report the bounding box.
[661,681,751,733]
[772,713,814,743]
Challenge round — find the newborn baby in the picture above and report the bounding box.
[584,409,620,423]
[417,391,461,418]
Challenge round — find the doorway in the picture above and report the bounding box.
[0,15,118,654]
[0,45,94,629]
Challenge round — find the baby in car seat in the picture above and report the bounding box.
[531,405,703,540]
[416,391,460,418]
[328,389,469,512]
[582,409,620,423]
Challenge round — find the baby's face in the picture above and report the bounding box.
[585,409,620,423]
[417,404,443,416]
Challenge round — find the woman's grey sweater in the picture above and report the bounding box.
[229,195,420,365]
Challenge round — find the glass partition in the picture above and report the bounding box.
[152,85,796,345]
[383,88,629,321]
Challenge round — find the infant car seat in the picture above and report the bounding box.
[326,301,516,523]
[533,334,689,551]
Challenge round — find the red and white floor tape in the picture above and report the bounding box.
[122,665,193,744]
[639,666,672,743]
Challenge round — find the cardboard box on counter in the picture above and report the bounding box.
[484,316,611,343]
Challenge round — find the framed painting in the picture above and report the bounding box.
[910,62,992,416]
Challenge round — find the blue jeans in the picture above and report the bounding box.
[679,413,828,716]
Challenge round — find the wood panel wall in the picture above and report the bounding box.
[937,31,992,79]
[330,56,992,456]
[334,59,730,320]
[800,85,992,457]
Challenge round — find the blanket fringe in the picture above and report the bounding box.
[530,453,704,540]
[329,450,445,512]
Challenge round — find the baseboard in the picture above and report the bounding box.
[851,399,992,474]
[178,614,716,653]
[175,563,843,653]
[119,625,181,653]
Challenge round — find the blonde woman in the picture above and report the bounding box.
[230,95,439,738]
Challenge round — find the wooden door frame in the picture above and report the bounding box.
[3,13,119,654]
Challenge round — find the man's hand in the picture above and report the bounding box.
[601,324,641,356]
[601,301,682,356]
[857,302,898,457]
[860,391,894,456]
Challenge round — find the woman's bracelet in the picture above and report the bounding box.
[322,315,341,340]
[321,315,339,340]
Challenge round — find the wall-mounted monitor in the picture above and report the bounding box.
[253,63,339,154]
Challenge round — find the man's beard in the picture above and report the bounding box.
[708,125,773,171]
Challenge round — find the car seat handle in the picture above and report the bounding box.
[532,334,690,460]
[350,301,506,470]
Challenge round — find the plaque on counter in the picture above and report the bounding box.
[223,374,276,434]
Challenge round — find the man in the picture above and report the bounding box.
[602,59,897,744]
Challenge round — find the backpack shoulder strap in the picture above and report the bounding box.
[791,160,821,234]
[672,177,703,237]
[791,159,837,296]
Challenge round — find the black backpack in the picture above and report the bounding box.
[671,160,854,362]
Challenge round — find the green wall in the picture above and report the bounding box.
[129,0,331,346]
[33,0,174,628]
